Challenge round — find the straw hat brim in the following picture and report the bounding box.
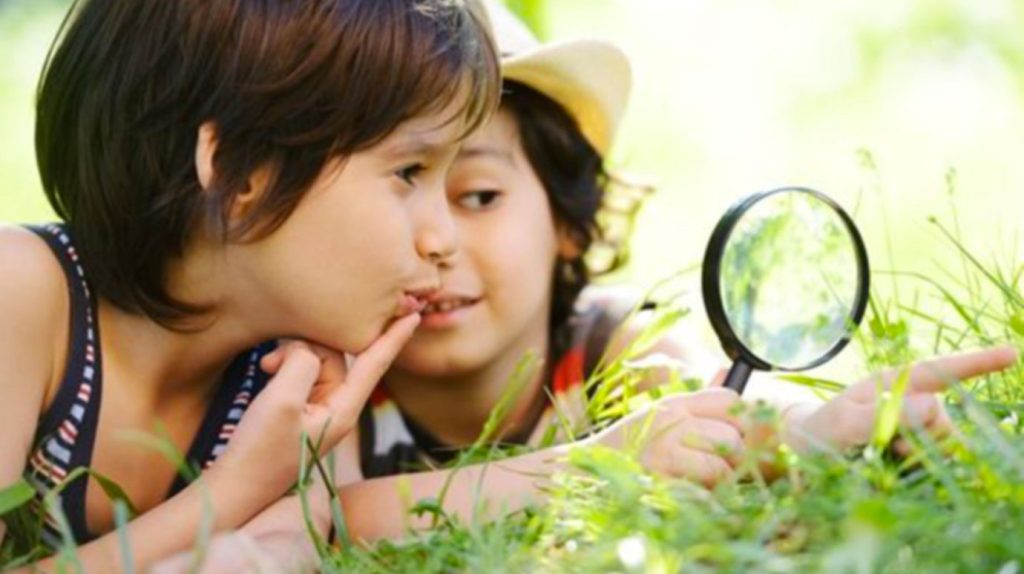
[501,39,631,155]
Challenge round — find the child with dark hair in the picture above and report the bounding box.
[0,0,500,570]
[167,5,1015,563]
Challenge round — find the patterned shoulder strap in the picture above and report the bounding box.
[22,223,103,546]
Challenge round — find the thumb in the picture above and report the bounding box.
[259,345,321,406]
[260,347,284,375]
[679,387,743,418]
[661,388,745,433]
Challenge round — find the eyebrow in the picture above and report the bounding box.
[456,144,515,166]
[380,138,452,161]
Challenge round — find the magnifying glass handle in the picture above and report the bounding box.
[722,359,754,395]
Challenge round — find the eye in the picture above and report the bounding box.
[456,190,502,211]
[395,163,425,185]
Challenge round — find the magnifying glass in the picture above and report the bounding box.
[702,187,870,394]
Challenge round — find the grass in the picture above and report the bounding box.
[1,1,1022,571]
[2,197,1021,573]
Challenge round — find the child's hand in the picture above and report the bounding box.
[784,345,1018,455]
[210,314,421,497]
[592,388,746,487]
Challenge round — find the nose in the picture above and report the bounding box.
[414,184,458,266]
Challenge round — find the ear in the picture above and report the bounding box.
[195,121,268,219]
[556,223,584,260]
[195,122,218,190]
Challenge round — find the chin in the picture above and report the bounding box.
[394,346,487,377]
[327,318,386,354]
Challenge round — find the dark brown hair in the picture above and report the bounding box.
[501,81,648,334]
[36,0,499,326]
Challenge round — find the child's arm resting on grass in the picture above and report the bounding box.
[339,443,572,543]
[150,447,569,569]
[340,387,745,542]
[152,386,746,566]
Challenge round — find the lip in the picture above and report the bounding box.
[406,285,442,299]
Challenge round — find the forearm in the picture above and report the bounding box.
[340,445,571,542]
[9,473,269,574]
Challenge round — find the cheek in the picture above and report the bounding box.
[315,190,418,273]
[475,225,559,307]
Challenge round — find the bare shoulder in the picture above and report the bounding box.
[0,224,68,399]
[0,224,66,325]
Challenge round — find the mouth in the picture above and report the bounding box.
[422,296,481,315]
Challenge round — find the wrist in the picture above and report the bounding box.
[195,462,280,530]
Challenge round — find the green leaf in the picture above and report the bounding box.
[872,368,911,450]
[776,374,846,393]
[621,307,689,359]
[1010,312,1024,337]
[40,467,139,520]
[0,479,34,516]
[113,500,135,574]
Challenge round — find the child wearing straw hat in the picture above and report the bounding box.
[155,2,1016,569]
[332,0,1014,542]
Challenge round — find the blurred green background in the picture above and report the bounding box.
[2,0,1022,291]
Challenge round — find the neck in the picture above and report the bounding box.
[96,244,278,409]
[98,301,267,408]
[383,329,552,447]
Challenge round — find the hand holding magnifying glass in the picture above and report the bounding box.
[699,186,1018,456]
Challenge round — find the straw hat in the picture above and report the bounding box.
[479,1,632,155]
